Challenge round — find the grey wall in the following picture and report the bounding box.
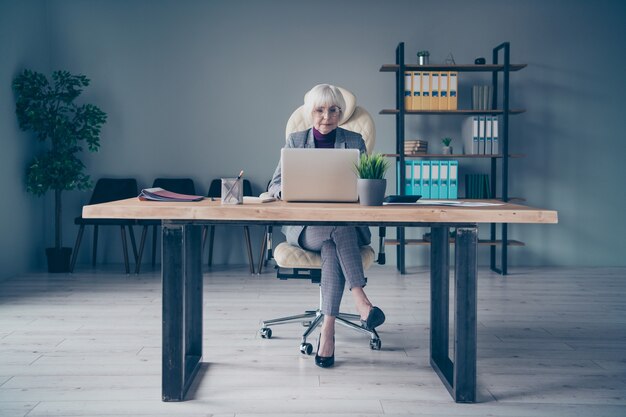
[2,0,626,276]
[0,0,49,280]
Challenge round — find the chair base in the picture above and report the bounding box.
[259,307,382,354]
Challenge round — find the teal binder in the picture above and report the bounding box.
[440,161,449,199]
[413,160,421,195]
[430,160,440,199]
[404,161,424,196]
[421,160,431,198]
[449,161,458,199]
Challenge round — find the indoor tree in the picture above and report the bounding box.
[13,69,107,271]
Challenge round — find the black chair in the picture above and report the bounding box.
[70,178,139,274]
[203,178,255,273]
[135,178,197,274]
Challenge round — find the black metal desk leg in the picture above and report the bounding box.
[162,223,203,402]
[430,226,478,403]
[430,226,450,363]
[454,227,478,403]
[429,227,454,392]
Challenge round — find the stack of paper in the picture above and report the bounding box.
[138,187,204,202]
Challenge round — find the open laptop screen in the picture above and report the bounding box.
[281,148,359,202]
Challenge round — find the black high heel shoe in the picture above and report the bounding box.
[361,306,386,331]
[315,336,335,368]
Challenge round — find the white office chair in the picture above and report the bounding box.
[258,86,384,354]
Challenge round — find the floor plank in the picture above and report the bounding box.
[0,265,625,416]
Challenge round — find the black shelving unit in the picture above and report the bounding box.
[380,42,526,275]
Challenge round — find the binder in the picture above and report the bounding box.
[492,117,499,155]
[410,160,459,199]
[465,174,490,198]
[421,72,431,110]
[485,115,493,155]
[466,174,479,198]
[472,86,480,110]
[440,72,448,110]
[463,116,479,154]
[483,174,491,198]
[430,161,440,199]
[404,71,412,111]
[421,160,431,198]
[405,161,423,195]
[431,72,440,111]
[478,115,486,154]
[448,72,458,110]
[405,162,412,194]
[412,71,422,110]
[483,85,492,110]
[449,161,458,199]
[440,161,449,199]
[413,161,421,195]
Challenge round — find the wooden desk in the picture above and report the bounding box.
[83,199,557,403]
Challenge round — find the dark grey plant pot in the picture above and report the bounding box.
[45,247,72,273]
[357,179,386,206]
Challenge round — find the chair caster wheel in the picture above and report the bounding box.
[260,328,272,339]
[300,343,313,355]
[370,338,381,350]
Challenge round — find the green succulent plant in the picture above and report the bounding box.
[354,152,390,180]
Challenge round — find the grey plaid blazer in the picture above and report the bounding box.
[268,127,372,247]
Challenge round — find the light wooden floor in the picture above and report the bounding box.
[1,264,625,417]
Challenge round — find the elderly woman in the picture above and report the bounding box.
[267,84,385,368]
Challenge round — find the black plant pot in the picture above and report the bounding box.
[46,247,72,273]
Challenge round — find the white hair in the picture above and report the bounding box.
[304,84,346,117]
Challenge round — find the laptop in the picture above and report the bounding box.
[281,148,359,202]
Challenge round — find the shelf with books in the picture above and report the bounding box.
[384,239,525,247]
[380,109,525,115]
[381,41,524,275]
[383,153,525,159]
[380,63,527,72]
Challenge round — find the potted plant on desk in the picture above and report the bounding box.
[355,153,389,206]
[12,70,107,272]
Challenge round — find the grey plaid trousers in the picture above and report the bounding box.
[299,226,368,316]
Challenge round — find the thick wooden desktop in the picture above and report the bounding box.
[83,198,557,403]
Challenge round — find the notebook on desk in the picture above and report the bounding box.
[281,148,359,202]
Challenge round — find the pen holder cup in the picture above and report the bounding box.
[221,178,243,205]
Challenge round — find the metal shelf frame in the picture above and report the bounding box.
[383,41,522,275]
